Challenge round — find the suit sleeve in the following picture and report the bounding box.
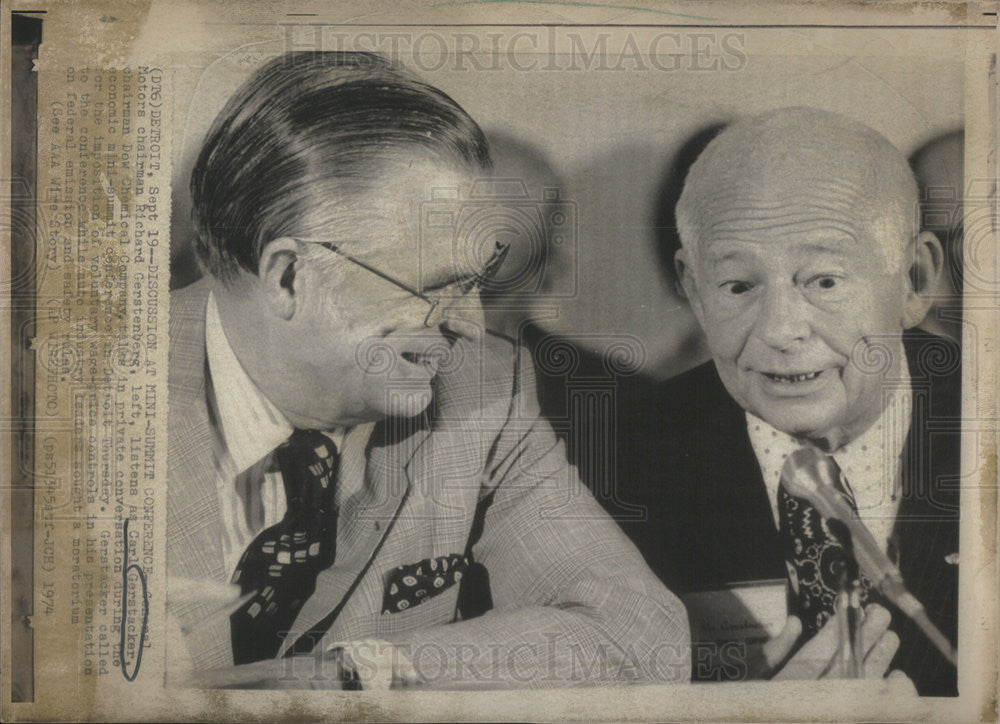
[384,344,691,687]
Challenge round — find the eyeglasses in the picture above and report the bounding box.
[298,238,510,328]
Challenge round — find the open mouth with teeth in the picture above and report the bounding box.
[763,370,823,383]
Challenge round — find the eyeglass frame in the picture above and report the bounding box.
[296,238,511,329]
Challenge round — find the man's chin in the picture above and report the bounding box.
[379,385,434,420]
[749,399,842,443]
[360,361,438,420]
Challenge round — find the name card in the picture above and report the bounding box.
[680,579,787,682]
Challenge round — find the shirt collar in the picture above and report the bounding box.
[826,357,912,498]
[205,291,294,475]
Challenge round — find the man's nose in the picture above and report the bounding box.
[753,284,811,349]
[439,296,485,342]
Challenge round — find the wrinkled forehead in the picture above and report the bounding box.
[697,173,870,238]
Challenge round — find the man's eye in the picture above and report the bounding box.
[808,275,839,290]
[722,281,753,295]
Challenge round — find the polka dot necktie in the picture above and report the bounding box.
[778,453,876,640]
[230,429,339,665]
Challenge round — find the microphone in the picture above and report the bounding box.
[780,447,957,667]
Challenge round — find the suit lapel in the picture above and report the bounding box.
[277,350,502,654]
[277,414,432,656]
[682,367,784,589]
[893,329,961,603]
[166,279,227,585]
[888,429,960,691]
[166,280,234,668]
[881,331,960,694]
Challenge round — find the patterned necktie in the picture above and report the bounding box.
[230,429,339,664]
[778,453,876,639]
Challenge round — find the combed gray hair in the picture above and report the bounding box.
[191,51,492,282]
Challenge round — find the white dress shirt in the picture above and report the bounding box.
[746,359,912,555]
[205,292,371,578]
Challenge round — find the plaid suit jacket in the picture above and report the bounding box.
[167,278,690,686]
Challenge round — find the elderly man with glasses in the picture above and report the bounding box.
[166,51,689,690]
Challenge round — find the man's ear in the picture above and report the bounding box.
[675,247,706,323]
[902,230,945,329]
[258,237,302,320]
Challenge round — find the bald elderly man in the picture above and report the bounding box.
[609,108,959,695]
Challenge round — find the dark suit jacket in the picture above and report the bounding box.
[599,329,960,695]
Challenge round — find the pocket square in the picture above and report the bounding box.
[382,554,469,614]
